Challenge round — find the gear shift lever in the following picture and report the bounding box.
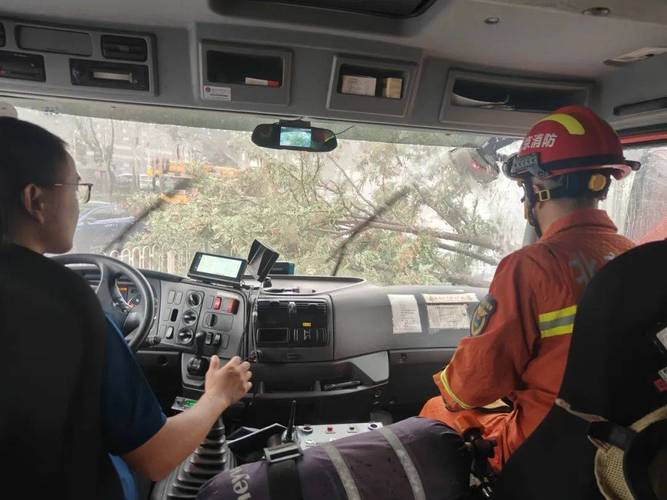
[187,331,209,377]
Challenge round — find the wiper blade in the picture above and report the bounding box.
[102,179,191,254]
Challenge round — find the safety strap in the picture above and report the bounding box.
[323,443,362,500]
[267,459,304,500]
[378,427,426,500]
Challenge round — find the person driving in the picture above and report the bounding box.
[420,105,640,471]
[0,117,252,499]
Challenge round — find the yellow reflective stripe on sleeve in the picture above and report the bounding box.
[538,305,577,323]
[440,366,472,410]
[539,305,577,339]
[541,323,574,338]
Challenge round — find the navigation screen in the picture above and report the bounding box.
[279,127,312,148]
[188,252,247,283]
[197,254,244,278]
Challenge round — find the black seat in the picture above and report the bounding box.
[0,244,121,499]
[493,240,667,500]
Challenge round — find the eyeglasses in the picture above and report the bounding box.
[50,183,94,204]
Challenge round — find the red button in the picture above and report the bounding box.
[225,298,239,314]
[213,297,222,310]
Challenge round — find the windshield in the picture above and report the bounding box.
[14,102,664,286]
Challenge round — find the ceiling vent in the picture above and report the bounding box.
[101,35,148,62]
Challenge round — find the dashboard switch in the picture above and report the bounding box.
[213,296,222,310]
[165,326,174,339]
[224,298,239,314]
[205,332,213,345]
[178,329,194,344]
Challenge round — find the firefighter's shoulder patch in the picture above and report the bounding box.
[470,294,497,337]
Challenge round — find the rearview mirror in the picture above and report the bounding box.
[251,120,338,152]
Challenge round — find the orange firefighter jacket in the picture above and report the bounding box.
[420,208,635,470]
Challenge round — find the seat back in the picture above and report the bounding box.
[494,240,667,500]
[0,244,120,499]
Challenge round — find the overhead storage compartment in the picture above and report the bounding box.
[0,51,45,81]
[0,18,157,95]
[101,35,148,62]
[326,55,418,117]
[259,0,435,17]
[199,41,292,106]
[439,70,592,135]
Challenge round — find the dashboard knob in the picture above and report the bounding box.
[182,309,198,325]
[187,292,202,307]
[178,329,194,344]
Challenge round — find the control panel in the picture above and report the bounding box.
[157,282,244,357]
[296,422,383,450]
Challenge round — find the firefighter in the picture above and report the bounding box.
[420,105,641,471]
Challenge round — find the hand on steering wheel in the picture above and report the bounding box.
[53,254,156,352]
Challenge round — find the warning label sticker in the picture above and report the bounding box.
[422,293,478,304]
[202,85,232,101]
[388,294,422,335]
[427,304,470,331]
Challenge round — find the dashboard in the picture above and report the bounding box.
[75,265,484,421]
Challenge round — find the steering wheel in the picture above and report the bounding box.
[53,254,156,352]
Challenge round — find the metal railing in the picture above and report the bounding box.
[104,243,210,275]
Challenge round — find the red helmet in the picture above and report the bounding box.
[503,105,640,180]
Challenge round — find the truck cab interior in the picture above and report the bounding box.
[0,0,665,498]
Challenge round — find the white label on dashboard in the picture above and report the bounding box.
[422,293,478,304]
[388,294,422,334]
[202,85,232,101]
[427,304,470,331]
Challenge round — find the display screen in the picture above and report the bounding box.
[197,254,244,278]
[279,127,312,148]
[188,252,247,283]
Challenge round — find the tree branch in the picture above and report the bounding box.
[412,183,465,233]
[338,217,502,251]
[328,156,378,212]
[435,241,498,266]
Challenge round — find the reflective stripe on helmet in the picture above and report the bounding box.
[537,113,586,135]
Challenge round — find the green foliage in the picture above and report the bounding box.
[129,132,523,285]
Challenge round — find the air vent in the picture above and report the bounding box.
[101,35,148,62]
[256,299,329,347]
[0,24,5,47]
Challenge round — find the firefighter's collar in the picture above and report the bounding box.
[541,208,617,241]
